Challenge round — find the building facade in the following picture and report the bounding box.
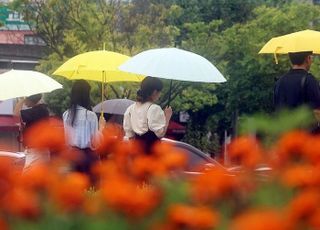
[0,6,46,70]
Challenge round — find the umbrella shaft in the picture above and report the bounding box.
[167,80,173,107]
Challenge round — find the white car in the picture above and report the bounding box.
[0,151,25,173]
[0,139,271,177]
[161,138,272,178]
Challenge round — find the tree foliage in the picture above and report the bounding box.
[10,0,320,151]
[11,0,179,115]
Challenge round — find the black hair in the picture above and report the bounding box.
[26,94,42,104]
[137,76,163,103]
[68,79,92,126]
[288,51,313,65]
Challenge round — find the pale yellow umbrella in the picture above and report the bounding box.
[259,29,320,63]
[0,69,62,101]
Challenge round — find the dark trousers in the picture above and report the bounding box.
[134,131,160,154]
[72,147,100,185]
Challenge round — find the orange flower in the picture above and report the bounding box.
[95,125,124,157]
[287,189,320,223]
[110,140,145,173]
[154,142,187,171]
[274,130,310,166]
[302,135,320,165]
[49,172,89,212]
[20,164,51,191]
[231,209,291,230]
[309,208,320,229]
[2,187,40,219]
[100,175,160,218]
[167,204,219,230]
[128,143,188,180]
[191,167,238,203]
[0,218,8,230]
[227,136,263,168]
[130,155,166,180]
[0,158,16,195]
[92,160,120,181]
[24,118,66,152]
[115,139,145,156]
[83,193,101,215]
[281,164,320,188]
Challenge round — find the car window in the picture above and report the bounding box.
[172,143,210,171]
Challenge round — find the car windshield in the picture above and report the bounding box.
[162,138,224,171]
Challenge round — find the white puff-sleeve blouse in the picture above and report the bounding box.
[123,102,167,139]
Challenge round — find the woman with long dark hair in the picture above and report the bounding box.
[63,80,102,178]
[123,76,172,153]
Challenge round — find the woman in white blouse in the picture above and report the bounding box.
[123,76,172,154]
[63,80,102,179]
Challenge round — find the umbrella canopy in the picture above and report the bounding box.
[93,98,134,115]
[53,50,144,82]
[0,69,62,101]
[119,47,226,83]
[259,29,320,54]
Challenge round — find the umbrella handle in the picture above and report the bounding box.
[99,113,106,131]
[273,52,278,64]
[101,71,105,106]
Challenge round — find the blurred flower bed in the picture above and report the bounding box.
[1,108,320,230]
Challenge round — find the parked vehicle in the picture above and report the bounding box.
[0,150,25,172]
[0,138,271,178]
[161,138,226,171]
[162,138,272,178]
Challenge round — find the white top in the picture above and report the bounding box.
[63,106,99,149]
[123,102,166,138]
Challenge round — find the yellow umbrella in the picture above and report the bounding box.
[53,50,143,82]
[259,29,320,63]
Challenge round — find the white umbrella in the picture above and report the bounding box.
[119,47,226,83]
[93,98,134,115]
[0,69,63,100]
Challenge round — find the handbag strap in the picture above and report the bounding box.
[301,73,308,103]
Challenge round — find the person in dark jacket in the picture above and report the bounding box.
[14,93,49,142]
[274,51,320,109]
[13,93,50,171]
[274,51,320,134]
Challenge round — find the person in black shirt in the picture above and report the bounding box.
[274,51,320,110]
[14,93,49,131]
[14,93,50,171]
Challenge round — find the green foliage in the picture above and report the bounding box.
[10,0,320,151]
[239,106,315,146]
[212,3,320,137]
[170,83,218,112]
[12,0,179,116]
[250,181,295,208]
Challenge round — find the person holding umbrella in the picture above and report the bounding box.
[63,80,105,182]
[259,30,320,133]
[274,51,320,110]
[274,51,320,133]
[123,76,172,154]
